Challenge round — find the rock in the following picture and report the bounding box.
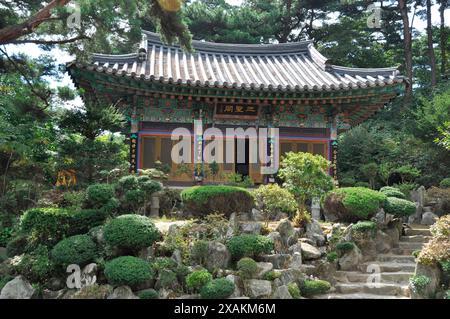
[108,286,138,299]
[288,242,302,254]
[305,219,326,246]
[311,197,321,220]
[70,284,113,299]
[251,209,264,222]
[289,252,302,269]
[176,294,200,299]
[375,230,393,253]
[323,207,339,223]
[226,213,238,238]
[205,242,231,271]
[256,262,273,278]
[384,227,400,248]
[138,247,154,261]
[338,246,363,271]
[171,249,183,265]
[300,242,322,260]
[277,269,305,286]
[408,203,423,224]
[421,212,438,225]
[374,209,386,226]
[226,275,242,298]
[276,219,296,246]
[0,276,35,299]
[267,232,283,253]
[240,222,262,235]
[88,226,105,245]
[47,277,65,291]
[260,254,292,269]
[159,288,173,299]
[42,289,67,300]
[272,285,293,299]
[411,263,442,299]
[298,238,315,246]
[411,186,426,207]
[244,280,272,298]
[167,224,180,238]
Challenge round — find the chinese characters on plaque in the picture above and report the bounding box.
[216,104,259,117]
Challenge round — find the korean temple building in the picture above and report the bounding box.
[68,31,406,185]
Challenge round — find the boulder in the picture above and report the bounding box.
[305,219,326,246]
[300,242,322,260]
[171,249,183,265]
[244,280,272,298]
[276,219,296,246]
[272,285,293,299]
[89,226,105,245]
[239,222,262,235]
[375,230,393,253]
[205,242,231,271]
[288,242,302,254]
[251,209,264,222]
[421,212,438,226]
[408,203,423,224]
[226,275,242,298]
[289,252,302,269]
[374,209,387,227]
[267,232,284,253]
[226,213,238,238]
[276,269,305,286]
[70,284,113,299]
[384,227,400,248]
[256,262,273,278]
[108,286,138,299]
[42,289,67,300]
[47,277,65,291]
[260,254,292,269]
[411,263,442,299]
[338,246,363,271]
[0,276,35,299]
[298,238,315,246]
[311,197,321,220]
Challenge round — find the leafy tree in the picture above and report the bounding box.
[278,152,334,211]
[361,163,378,189]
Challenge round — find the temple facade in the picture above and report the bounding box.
[68,31,406,185]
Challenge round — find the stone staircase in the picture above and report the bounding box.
[315,225,431,299]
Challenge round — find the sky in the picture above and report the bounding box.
[3,0,449,109]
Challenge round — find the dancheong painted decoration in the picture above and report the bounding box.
[67,31,407,185]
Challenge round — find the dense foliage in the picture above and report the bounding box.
[253,184,298,223]
[104,256,154,287]
[227,235,273,260]
[51,235,97,267]
[384,197,417,217]
[200,278,235,299]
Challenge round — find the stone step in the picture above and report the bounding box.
[391,247,419,256]
[360,262,416,273]
[335,271,414,285]
[400,235,431,243]
[335,283,410,297]
[313,293,410,299]
[398,241,425,250]
[405,229,432,236]
[377,254,416,263]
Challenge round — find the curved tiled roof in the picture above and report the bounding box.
[77,31,405,93]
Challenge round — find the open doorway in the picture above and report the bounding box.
[235,138,250,177]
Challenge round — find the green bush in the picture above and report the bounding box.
[227,235,273,260]
[85,184,116,209]
[336,242,355,254]
[0,226,13,247]
[288,282,301,299]
[323,187,386,222]
[104,256,153,287]
[157,269,178,289]
[191,240,209,265]
[412,250,421,258]
[253,184,298,221]
[138,289,159,299]
[186,269,212,292]
[20,208,72,245]
[263,270,281,281]
[12,245,55,283]
[409,275,431,296]
[118,175,139,191]
[103,214,160,251]
[440,260,450,275]
[51,235,97,267]
[159,188,182,215]
[352,221,377,233]
[237,257,258,279]
[440,178,450,188]
[200,278,235,299]
[70,209,108,235]
[61,191,86,209]
[326,251,338,263]
[384,197,416,217]
[6,235,28,257]
[181,186,254,217]
[300,279,331,297]
[380,186,406,199]
[151,257,178,273]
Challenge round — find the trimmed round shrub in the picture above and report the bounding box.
[85,184,116,208]
[384,197,416,217]
[200,278,235,299]
[288,282,301,299]
[237,257,258,279]
[138,289,158,299]
[51,235,97,267]
[118,175,139,192]
[227,235,273,260]
[323,187,386,222]
[300,279,331,297]
[103,214,160,251]
[186,269,213,292]
[336,241,355,254]
[181,186,254,217]
[440,178,450,189]
[70,209,108,235]
[380,186,406,199]
[352,221,377,233]
[104,256,154,287]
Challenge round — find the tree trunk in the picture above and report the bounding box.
[440,0,448,77]
[426,0,438,86]
[398,0,413,96]
[0,0,71,45]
